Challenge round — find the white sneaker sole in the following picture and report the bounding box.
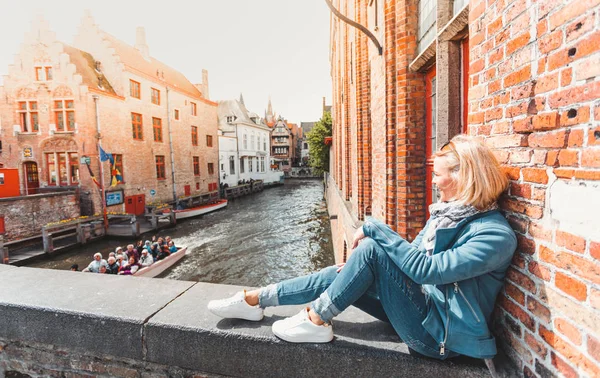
[207,303,264,321]
[272,322,334,343]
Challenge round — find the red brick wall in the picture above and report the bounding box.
[469,0,600,376]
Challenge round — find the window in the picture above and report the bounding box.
[425,66,438,215]
[226,116,235,123]
[196,182,200,190]
[229,156,235,174]
[370,0,379,28]
[260,157,265,172]
[243,134,248,149]
[69,153,79,184]
[174,109,180,120]
[132,113,143,140]
[130,80,141,99]
[240,158,245,174]
[418,0,437,53]
[155,155,166,179]
[193,156,200,176]
[191,102,197,116]
[251,135,255,150]
[35,67,43,81]
[46,67,53,81]
[114,154,124,182]
[18,101,39,132]
[208,162,214,175]
[46,152,78,186]
[206,135,213,147]
[256,158,259,172]
[152,117,163,142]
[263,137,267,151]
[54,100,75,131]
[249,157,253,172]
[151,88,160,105]
[191,126,198,146]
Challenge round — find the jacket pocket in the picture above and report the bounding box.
[453,282,481,323]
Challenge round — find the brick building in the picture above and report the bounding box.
[0,14,218,216]
[327,0,600,376]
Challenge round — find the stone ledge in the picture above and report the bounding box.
[0,267,518,377]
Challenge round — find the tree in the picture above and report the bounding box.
[306,111,332,176]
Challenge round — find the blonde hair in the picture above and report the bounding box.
[433,135,508,210]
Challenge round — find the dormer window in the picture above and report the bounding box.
[226,116,235,123]
[35,66,53,81]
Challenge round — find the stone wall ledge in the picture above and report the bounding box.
[0,266,517,377]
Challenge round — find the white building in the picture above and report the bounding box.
[217,96,283,187]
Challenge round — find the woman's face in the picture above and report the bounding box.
[129,256,135,264]
[432,157,457,202]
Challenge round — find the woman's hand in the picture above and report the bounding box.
[351,226,366,249]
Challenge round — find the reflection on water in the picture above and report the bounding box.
[29,179,335,287]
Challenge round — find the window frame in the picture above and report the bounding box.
[174,109,180,120]
[191,126,198,146]
[152,117,163,142]
[132,112,143,140]
[206,134,213,147]
[17,101,39,133]
[45,67,53,81]
[130,79,141,99]
[193,156,200,176]
[191,102,197,116]
[54,100,75,132]
[155,155,166,180]
[151,88,161,105]
[229,156,235,175]
[207,162,214,175]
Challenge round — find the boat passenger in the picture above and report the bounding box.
[125,244,139,261]
[135,240,145,254]
[115,246,123,255]
[156,237,166,248]
[99,265,108,274]
[106,256,120,275]
[108,252,116,259]
[149,243,160,261]
[82,253,108,273]
[139,249,154,267]
[70,264,79,272]
[116,253,127,268]
[144,240,152,251]
[168,241,177,253]
[207,135,517,364]
[157,245,171,261]
[118,256,141,275]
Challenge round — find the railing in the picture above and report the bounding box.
[41,215,105,253]
[224,180,264,199]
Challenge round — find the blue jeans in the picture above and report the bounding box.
[259,238,457,360]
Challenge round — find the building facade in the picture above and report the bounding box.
[328,0,600,376]
[0,14,218,215]
[217,97,282,186]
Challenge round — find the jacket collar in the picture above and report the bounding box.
[431,210,500,254]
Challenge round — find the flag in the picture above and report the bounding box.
[99,145,113,164]
[110,161,123,187]
[85,162,102,188]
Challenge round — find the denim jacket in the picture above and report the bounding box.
[362,210,517,359]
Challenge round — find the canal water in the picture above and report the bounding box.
[28,179,335,287]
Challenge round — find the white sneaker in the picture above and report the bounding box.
[207,291,264,321]
[272,308,334,343]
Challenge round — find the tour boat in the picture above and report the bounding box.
[134,246,189,278]
[169,199,228,220]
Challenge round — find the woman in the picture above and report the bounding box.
[118,255,141,275]
[207,135,517,361]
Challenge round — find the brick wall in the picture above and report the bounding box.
[0,192,79,241]
[469,0,600,376]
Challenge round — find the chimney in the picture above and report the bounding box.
[202,69,210,100]
[135,27,150,60]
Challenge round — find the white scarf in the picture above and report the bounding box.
[423,201,497,256]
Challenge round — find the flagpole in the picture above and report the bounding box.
[93,95,109,230]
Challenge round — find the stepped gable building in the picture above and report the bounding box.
[217,94,277,187]
[0,14,218,214]
[328,0,600,376]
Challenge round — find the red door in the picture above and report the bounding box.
[24,162,39,195]
[425,66,437,218]
[135,194,145,216]
[125,195,145,216]
[184,185,191,196]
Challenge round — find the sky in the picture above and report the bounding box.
[0,0,332,123]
